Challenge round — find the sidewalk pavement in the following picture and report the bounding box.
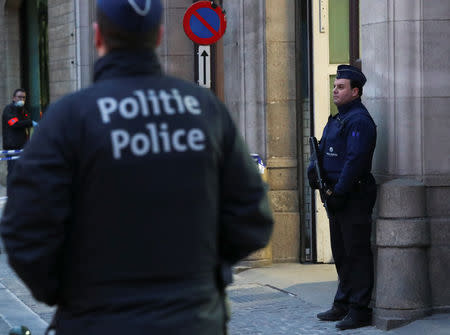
[0,253,54,335]
[0,184,54,334]
[0,183,449,334]
[228,263,450,335]
[0,184,6,254]
[0,260,449,335]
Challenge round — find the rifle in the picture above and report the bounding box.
[309,136,331,218]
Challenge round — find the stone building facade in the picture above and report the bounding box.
[361,0,450,327]
[0,0,448,328]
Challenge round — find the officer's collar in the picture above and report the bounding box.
[10,102,25,110]
[93,49,162,82]
[337,97,363,115]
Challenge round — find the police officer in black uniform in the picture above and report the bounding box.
[308,65,377,330]
[2,89,37,187]
[0,1,273,334]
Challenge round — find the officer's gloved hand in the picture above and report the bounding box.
[32,121,39,128]
[326,191,347,212]
[307,166,320,190]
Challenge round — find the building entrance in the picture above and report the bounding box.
[308,0,360,263]
[20,0,49,120]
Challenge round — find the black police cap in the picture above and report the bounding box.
[97,0,163,32]
[336,64,367,86]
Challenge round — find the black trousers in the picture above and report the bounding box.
[329,183,377,316]
[6,159,17,192]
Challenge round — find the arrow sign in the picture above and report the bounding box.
[198,45,211,88]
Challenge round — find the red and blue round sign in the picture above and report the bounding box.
[183,1,227,45]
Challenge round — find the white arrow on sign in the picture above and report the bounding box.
[198,45,211,88]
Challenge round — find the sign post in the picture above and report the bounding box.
[183,1,227,46]
[184,1,226,92]
[197,45,211,88]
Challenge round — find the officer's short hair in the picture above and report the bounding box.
[96,7,160,51]
[13,89,26,98]
[337,65,365,97]
[350,80,363,97]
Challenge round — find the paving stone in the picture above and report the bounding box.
[0,316,11,334]
[0,255,55,325]
[0,187,447,335]
[227,283,385,335]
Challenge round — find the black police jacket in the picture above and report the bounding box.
[2,103,32,150]
[308,98,376,195]
[1,50,273,335]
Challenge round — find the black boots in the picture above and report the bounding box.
[317,306,372,330]
[317,306,348,321]
[335,312,371,330]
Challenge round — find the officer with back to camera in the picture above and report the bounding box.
[308,65,377,330]
[0,1,274,334]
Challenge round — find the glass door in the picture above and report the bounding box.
[311,0,357,262]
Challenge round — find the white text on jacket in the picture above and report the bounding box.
[97,89,206,159]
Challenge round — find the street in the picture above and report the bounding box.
[1,256,449,335]
[0,0,449,332]
[0,252,384,335]
[0,183,449,335]
[228,265,386,335]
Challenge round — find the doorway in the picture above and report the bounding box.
[20,0,49,120]
[301,0,360,263]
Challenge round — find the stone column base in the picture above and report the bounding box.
[374,307,432,330]
[433,306,450,314]
[240,244,273,268]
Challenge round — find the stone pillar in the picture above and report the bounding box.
[74,0,96,89]
[223,0,266,156]
[243,244,272,268]
[0,1,22,185]
[242,165,272,267]
[159,0,195,82]
[264,0,300,263]
[374,179,431,330]
[47,0,77,101]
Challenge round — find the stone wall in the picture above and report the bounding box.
[361,0,450,323]
[375,179,431,329]
[427,186,450,312]
[302,99,313,261]
[265,0,300,262]
[0,0,81,184]
[0,0,304,263]
[222,0,266,156]
[421,1,450,311]
[0,1,21,105]
[74,0,96,89]
[47,0,77,101]
[159,0,195,82]
[0,0,23,185]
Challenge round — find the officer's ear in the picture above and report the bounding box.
[351,86,359,98]
[93,22,107,57]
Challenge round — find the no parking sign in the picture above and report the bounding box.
[183,1,227,45]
